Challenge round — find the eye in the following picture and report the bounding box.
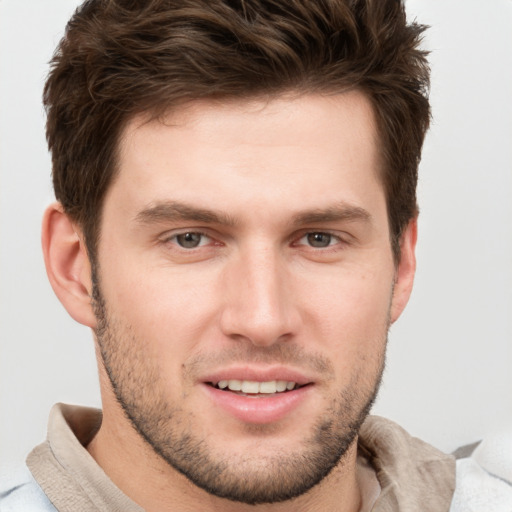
[172,232,210,249]
[300,232,339,248]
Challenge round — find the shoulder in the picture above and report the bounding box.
[450,429,512,511]
[0,467,56,512]
[359,415,456,510]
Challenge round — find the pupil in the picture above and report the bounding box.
[177,232,201,248]
[307,232,331,248]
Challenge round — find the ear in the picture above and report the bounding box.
[390,218,418,324]
[42,202,97,328]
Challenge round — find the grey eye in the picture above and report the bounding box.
[306,232,333,248]
[175,232,203,248]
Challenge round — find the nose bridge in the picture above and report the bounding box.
[220,240,296,345]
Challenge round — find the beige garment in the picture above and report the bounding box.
[28,404,143,512]
[359,416,456,511]
[27,404,455,512]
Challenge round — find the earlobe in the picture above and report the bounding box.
[41,202,97,328]
[390,218,418,324]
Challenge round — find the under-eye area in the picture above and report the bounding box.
[208,380,308,396]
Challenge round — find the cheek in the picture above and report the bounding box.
[297,265,392,361]
[99,259,221,354]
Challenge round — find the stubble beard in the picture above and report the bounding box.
[92,278,386,505]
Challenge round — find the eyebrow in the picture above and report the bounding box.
[291,203,372,226]
[134,200,371,228]
[134,201,238,227]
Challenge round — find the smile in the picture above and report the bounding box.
[203,378,313,424]
[210,379,301,395]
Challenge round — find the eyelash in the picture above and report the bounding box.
[162,230,347,251]
[163,231,214,249]
[295,231,344,249]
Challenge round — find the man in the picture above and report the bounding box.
[1,0,510,511]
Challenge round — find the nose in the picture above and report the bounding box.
[219,244,299,347]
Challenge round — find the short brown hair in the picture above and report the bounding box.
[44,0,430,261]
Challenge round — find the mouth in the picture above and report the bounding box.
[208,379,305,396]
[202,374,314,423]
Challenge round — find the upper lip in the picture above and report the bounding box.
[200,366,314,386]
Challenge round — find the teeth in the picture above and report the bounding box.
[259,381,277,393]
[276,380,287,392]
[241,380,260,393]
[214,379,298,394]
[227,379,242,391]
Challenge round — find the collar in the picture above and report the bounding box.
[358,415,456,511]
[27,403,143,512]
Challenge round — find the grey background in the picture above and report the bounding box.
[1,0,511,475]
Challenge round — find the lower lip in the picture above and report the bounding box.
[201,384,312,424]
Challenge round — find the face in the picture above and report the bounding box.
[92,92,410,504]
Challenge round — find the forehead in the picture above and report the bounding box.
[122,91,378,158]
[109,91,384,226]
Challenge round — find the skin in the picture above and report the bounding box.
[42,91,417,512]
